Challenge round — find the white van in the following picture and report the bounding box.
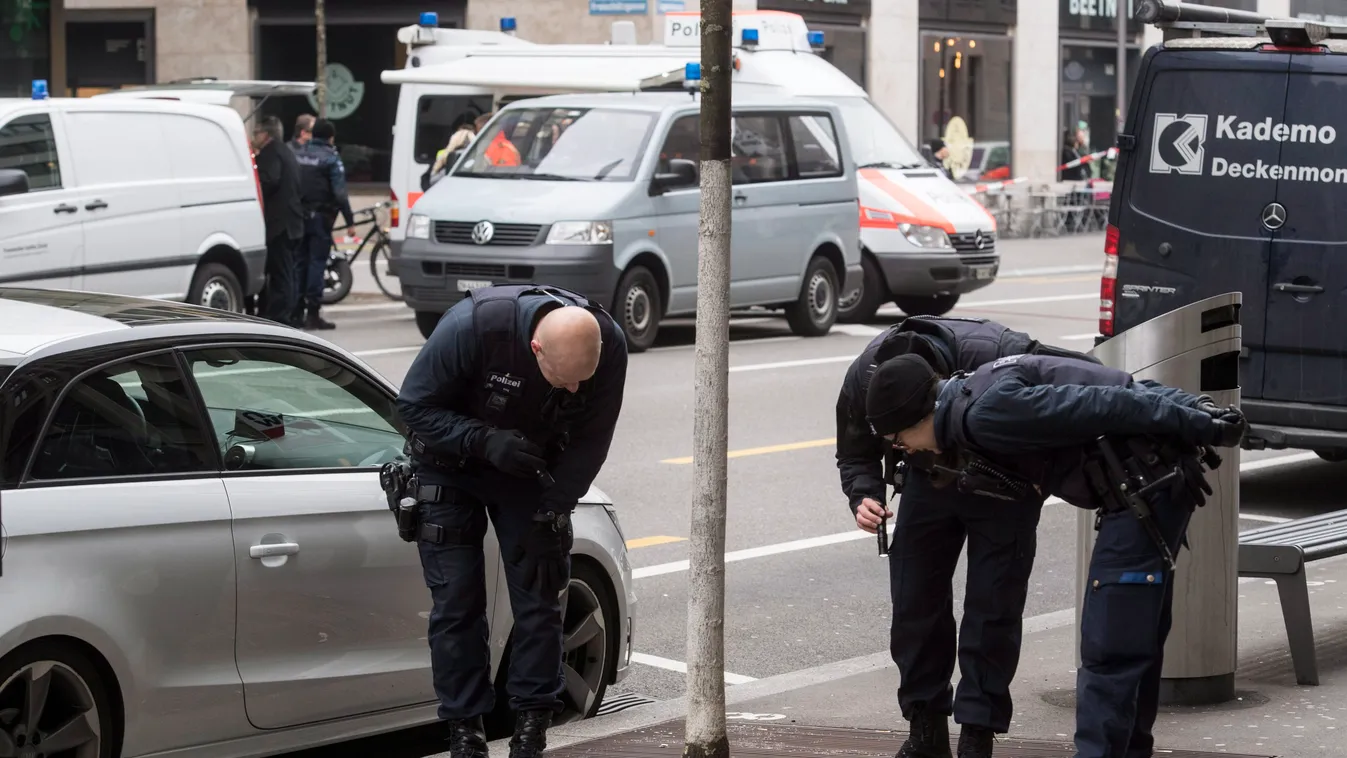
[0,89,267,311]
[380,9,1002,323]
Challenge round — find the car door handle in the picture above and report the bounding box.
[84,200,108,211]
[733,193,747,206]
[1274,282,1324,294]
[53,204,78,214]
[250,542,300,558]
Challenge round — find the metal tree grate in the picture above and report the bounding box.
[544,721,1278,757]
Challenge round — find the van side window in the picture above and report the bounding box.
[0,114,62,191]
[788,114,842,179]
[731,114,788,184]
[414,95,494,165]
[658,115,700,175]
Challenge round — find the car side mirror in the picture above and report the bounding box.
[650,158,698,195]
[0,169,30,198]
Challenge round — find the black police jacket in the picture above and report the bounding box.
[933,354,1221,509]
[834,316,1099,513]
[395,284,629,512]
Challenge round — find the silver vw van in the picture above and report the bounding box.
[396,91,862,351]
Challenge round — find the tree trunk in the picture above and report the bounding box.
[315,0,328,118]
[684,2,733,758]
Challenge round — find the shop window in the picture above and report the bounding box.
[920,32,1012,184]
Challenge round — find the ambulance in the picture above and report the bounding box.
[380,9,1000,322]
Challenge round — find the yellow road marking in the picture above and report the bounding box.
[625,535,688,549]
[661,437,837,465]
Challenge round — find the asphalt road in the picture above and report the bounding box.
[287,232,1344,756]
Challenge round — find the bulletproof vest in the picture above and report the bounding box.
[943,354,1134,508]
[294,144,335,211]
[461,284,611,454]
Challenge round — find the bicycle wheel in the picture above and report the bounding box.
[322,256,353,305]
[370,236,404,301]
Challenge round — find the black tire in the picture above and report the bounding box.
[369,241,404,302]
[1315,449,1347,463]
[484,561,620,737]
[785,256,839,337]
[894,293,960,317]
[415,310,442,340]
[321,256,353,305]
[837,254,886,324]
[188,262,244,313]
[0,641,119,758]
[614,266,662,353]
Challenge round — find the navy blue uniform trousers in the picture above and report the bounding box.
[294,213,330,315]
[888,469,1043,732]
[1075,489,1195,758]
[416,492,569,721]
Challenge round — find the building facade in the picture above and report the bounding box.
[5,0,1344,184]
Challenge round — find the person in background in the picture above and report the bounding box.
[432,114,482,175]
[290,113,314,151]
[1060,130,1090,181]
[291,118,355,331]
[250,115,304,325]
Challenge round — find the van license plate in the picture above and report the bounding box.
[457,279,493,292]
[972,266,994,280]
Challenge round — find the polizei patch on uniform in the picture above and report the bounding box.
[488,372,524,393]
[991,354,1022,369]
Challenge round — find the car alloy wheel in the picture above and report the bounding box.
[0,660,101,758]
[556,575,610,724]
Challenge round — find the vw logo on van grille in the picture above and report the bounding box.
[1261,203,1287,231]
[471,220,495,245]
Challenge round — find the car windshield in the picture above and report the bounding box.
[454,106,656,182]
[820,96,928,170]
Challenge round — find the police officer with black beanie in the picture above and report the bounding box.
[864,352,1246,758]
[836,319,1097,758]
[395,284,628,758]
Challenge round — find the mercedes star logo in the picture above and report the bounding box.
[1261,203,1287,231]
[471,220,495,245]
[974,231,987,250]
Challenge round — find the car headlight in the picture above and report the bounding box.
[547,221,613,245]
[602,502,627,544]
[408,214,431,240]
[899,223,951,249]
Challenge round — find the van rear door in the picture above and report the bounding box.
[1114,48,1291,400]
[1260,54,1347,406]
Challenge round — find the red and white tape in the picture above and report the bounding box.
[965,176,1029,194]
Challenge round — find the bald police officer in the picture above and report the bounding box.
[394,284,628,758]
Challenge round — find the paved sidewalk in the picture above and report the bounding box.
[479,554,1347,757]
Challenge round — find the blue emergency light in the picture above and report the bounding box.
[31,80,48,100]
[741,28,759,45]
[501,16,517,32]
[808,30,825,48]
[419,11,438,27]
[685,62,701,81]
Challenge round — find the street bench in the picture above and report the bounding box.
[1238,510,1347,685]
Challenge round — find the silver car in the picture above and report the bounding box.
[0,288,635,757]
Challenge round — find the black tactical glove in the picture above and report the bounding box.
[481,429,547,479]
[515,510,573,595]
[1209,408,1248,448]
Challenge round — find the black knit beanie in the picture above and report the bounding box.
[866,354,939,437]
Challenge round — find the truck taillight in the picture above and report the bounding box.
[1100,224,1119,338]
[389,189,400,228]
[245,137,263,208]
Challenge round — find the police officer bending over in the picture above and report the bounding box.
[863,352,1246,758]
[835,316,1096,758]
[392,284,628,758]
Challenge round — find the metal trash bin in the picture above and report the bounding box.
[1078,292,1243,705]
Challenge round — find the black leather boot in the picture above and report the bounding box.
[895,707,953,758]
[508,709,553,758]
[956,725,995,758]
[446,716,488,758]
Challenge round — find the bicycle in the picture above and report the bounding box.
[322,201,403,304]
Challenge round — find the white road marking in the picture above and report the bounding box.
[1000,263,1102,278]
[630,652,757,684]
[957,292,1098,309]
[1058,333,1100,341]
[631,451,1322,580]
[831,323,884,338]
[326,302,407,314]
[353,346,423,357]
[728,355,857,373]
